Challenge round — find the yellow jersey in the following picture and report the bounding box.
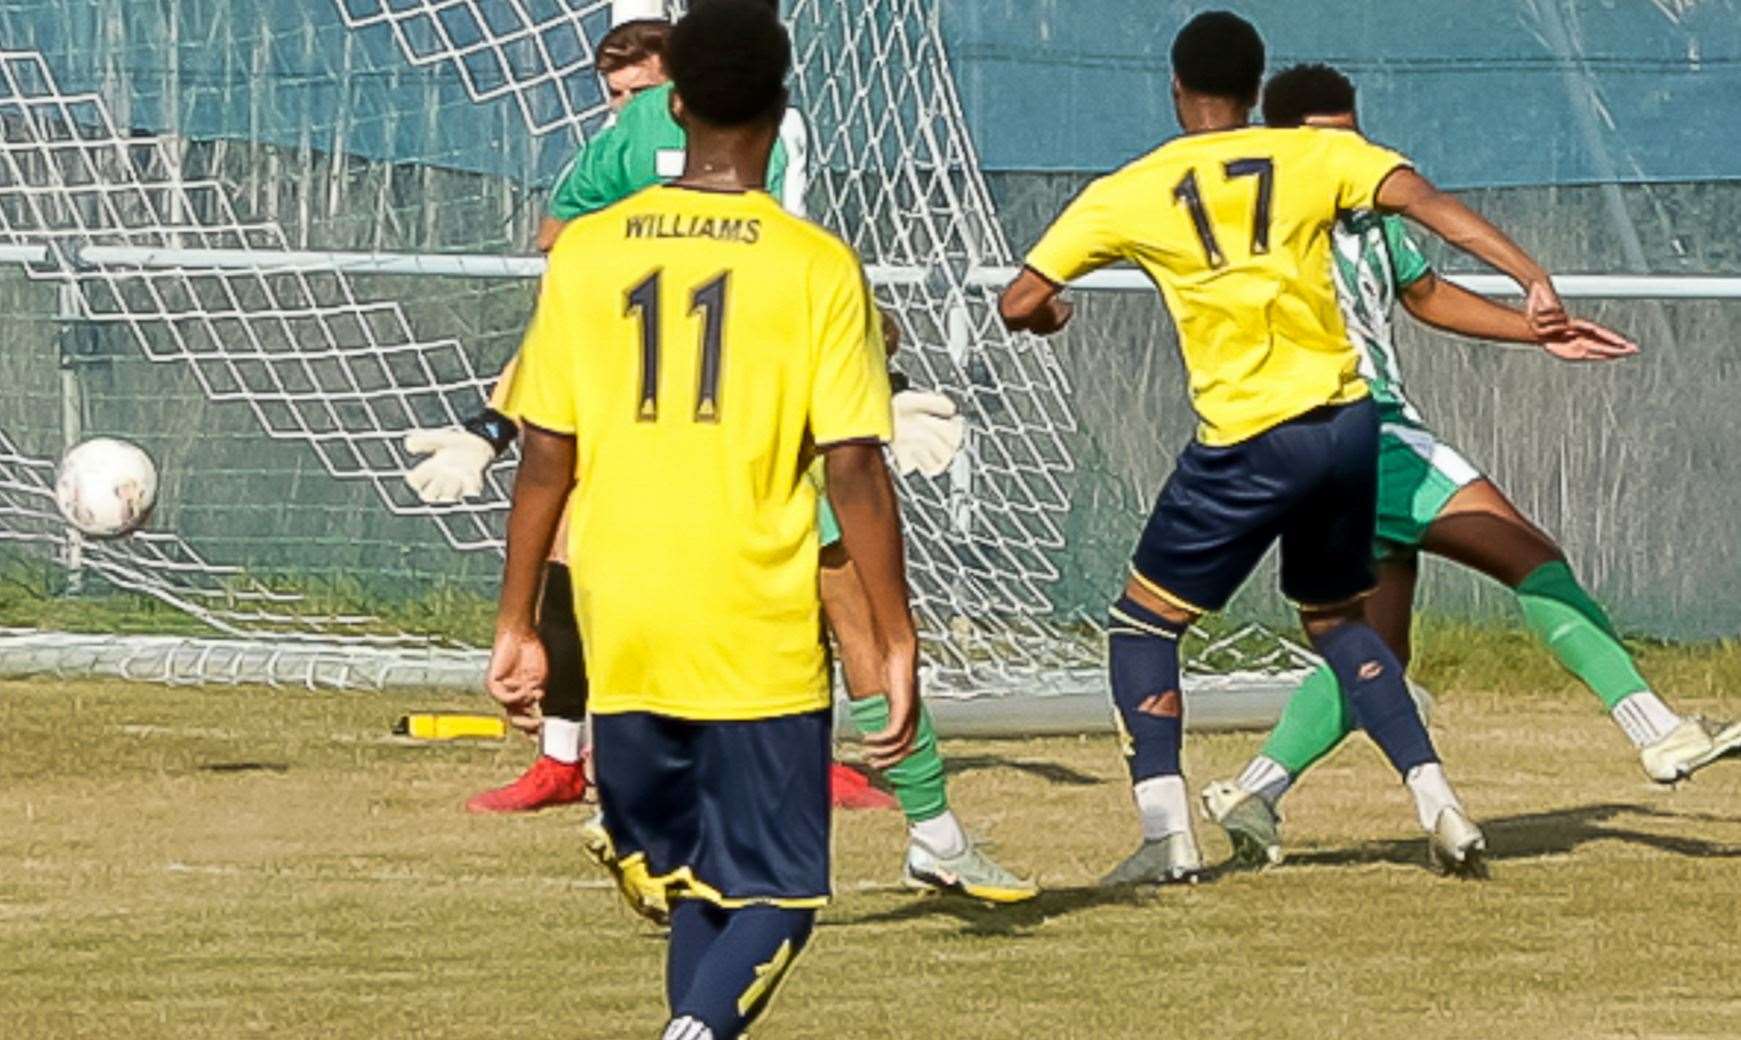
[505,185,892,721]
[1026,126,1412,446]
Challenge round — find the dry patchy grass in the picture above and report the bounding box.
[2,677,1739,1039]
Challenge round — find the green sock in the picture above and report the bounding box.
[847,694,949,823]
[1514,561,1649,711]
[1258,663,1357,777]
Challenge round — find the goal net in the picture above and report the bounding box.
[0,1,1313,724]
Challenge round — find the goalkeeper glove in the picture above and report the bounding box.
[402,409,517,504]
[890,389,965,478]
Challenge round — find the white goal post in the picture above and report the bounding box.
[3,237,1720,732]
[1,3,1732,737]
[23,242,1737,298]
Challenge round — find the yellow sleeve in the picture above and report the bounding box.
[1024,177,1125,285]
[501,262,580,436]
[1329,133,1414,212]
[809,256,892,446]
[487,353,521,416]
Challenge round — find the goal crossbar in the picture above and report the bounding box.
[6,245,1737,299]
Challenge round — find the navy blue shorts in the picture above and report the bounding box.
[592,709,832,907]
[1131,398,1380,612]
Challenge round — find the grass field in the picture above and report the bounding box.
[4,667,1740,1039]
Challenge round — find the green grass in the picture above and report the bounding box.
[10,548,1741,697]
[1409,615,1741,702]
[3,672,1739,1039]
[0,553,497,645]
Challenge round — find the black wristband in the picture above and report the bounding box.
[462,408,519,457]
[888,369,912,394]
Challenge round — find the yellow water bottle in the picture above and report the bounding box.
[392,712,508,741]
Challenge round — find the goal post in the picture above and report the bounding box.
[4,3,1732,735]
[0,1,1310,734]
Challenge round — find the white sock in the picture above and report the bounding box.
[540,716,585,764]
[662,1016,713,1040]
[1611,691,1681,748]
[910,809,969,859]
[1132,775,1191,840]
[1404,762,1461,832]
[1235,755,1292,807]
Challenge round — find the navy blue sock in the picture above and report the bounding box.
[666,900,728,1014]
[1108,595,1190,783]
[667,904,815,1039]
[1312,622,1438,775]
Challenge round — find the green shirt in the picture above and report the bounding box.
[547,83,806,219]
[1331,212,1432,424]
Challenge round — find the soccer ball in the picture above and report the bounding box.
[54,437,159,538]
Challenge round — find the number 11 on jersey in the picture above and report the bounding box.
[624,269,730,423]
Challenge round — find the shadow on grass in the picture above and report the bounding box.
[937,753,1103,787]
[199,761,290,774]
[822,883,1177,937]
[1286,801,1741,870]
[839,752,1104,802]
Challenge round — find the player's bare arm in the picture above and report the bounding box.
[533,218,566,253]
[997,267,1075,334]
[1400,274,1639,361]
[880,306,902,355]
[1374,168,1568,338]
[486,422,575,731]
[824,441,920,768]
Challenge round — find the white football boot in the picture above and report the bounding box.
[903,841,1038,904]
[1098,830,1204,887]
[1200,780,1284,869]
[1639,716,1741,784]
[1426,806,1488,880]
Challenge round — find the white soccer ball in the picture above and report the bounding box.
[54,437,159,538]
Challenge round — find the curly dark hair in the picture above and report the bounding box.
[666,0,790,127]
[1262,64,1357,127]
[1171,11,1265,105]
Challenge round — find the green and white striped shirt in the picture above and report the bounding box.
[1330,212,1433,425]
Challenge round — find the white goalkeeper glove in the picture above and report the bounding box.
[890,389,965,478]
[403,428,494,504]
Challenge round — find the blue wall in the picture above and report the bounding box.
[947,1,1741,187]
[2,1,1737,189]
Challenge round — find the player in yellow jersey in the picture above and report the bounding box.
[1001,11,1571,883]
[409,0,1031,906]
[405,12,677,815]
[1204,65,1741,871]
[486,4,918,1037]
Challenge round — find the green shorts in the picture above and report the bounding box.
[807,463,842,548]
[817,498,841,548]
[1375,418,1483,558]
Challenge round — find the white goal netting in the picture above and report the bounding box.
[0,1,1313,718]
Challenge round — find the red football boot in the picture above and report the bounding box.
[466,755,589,814]
[830,761,898,811]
